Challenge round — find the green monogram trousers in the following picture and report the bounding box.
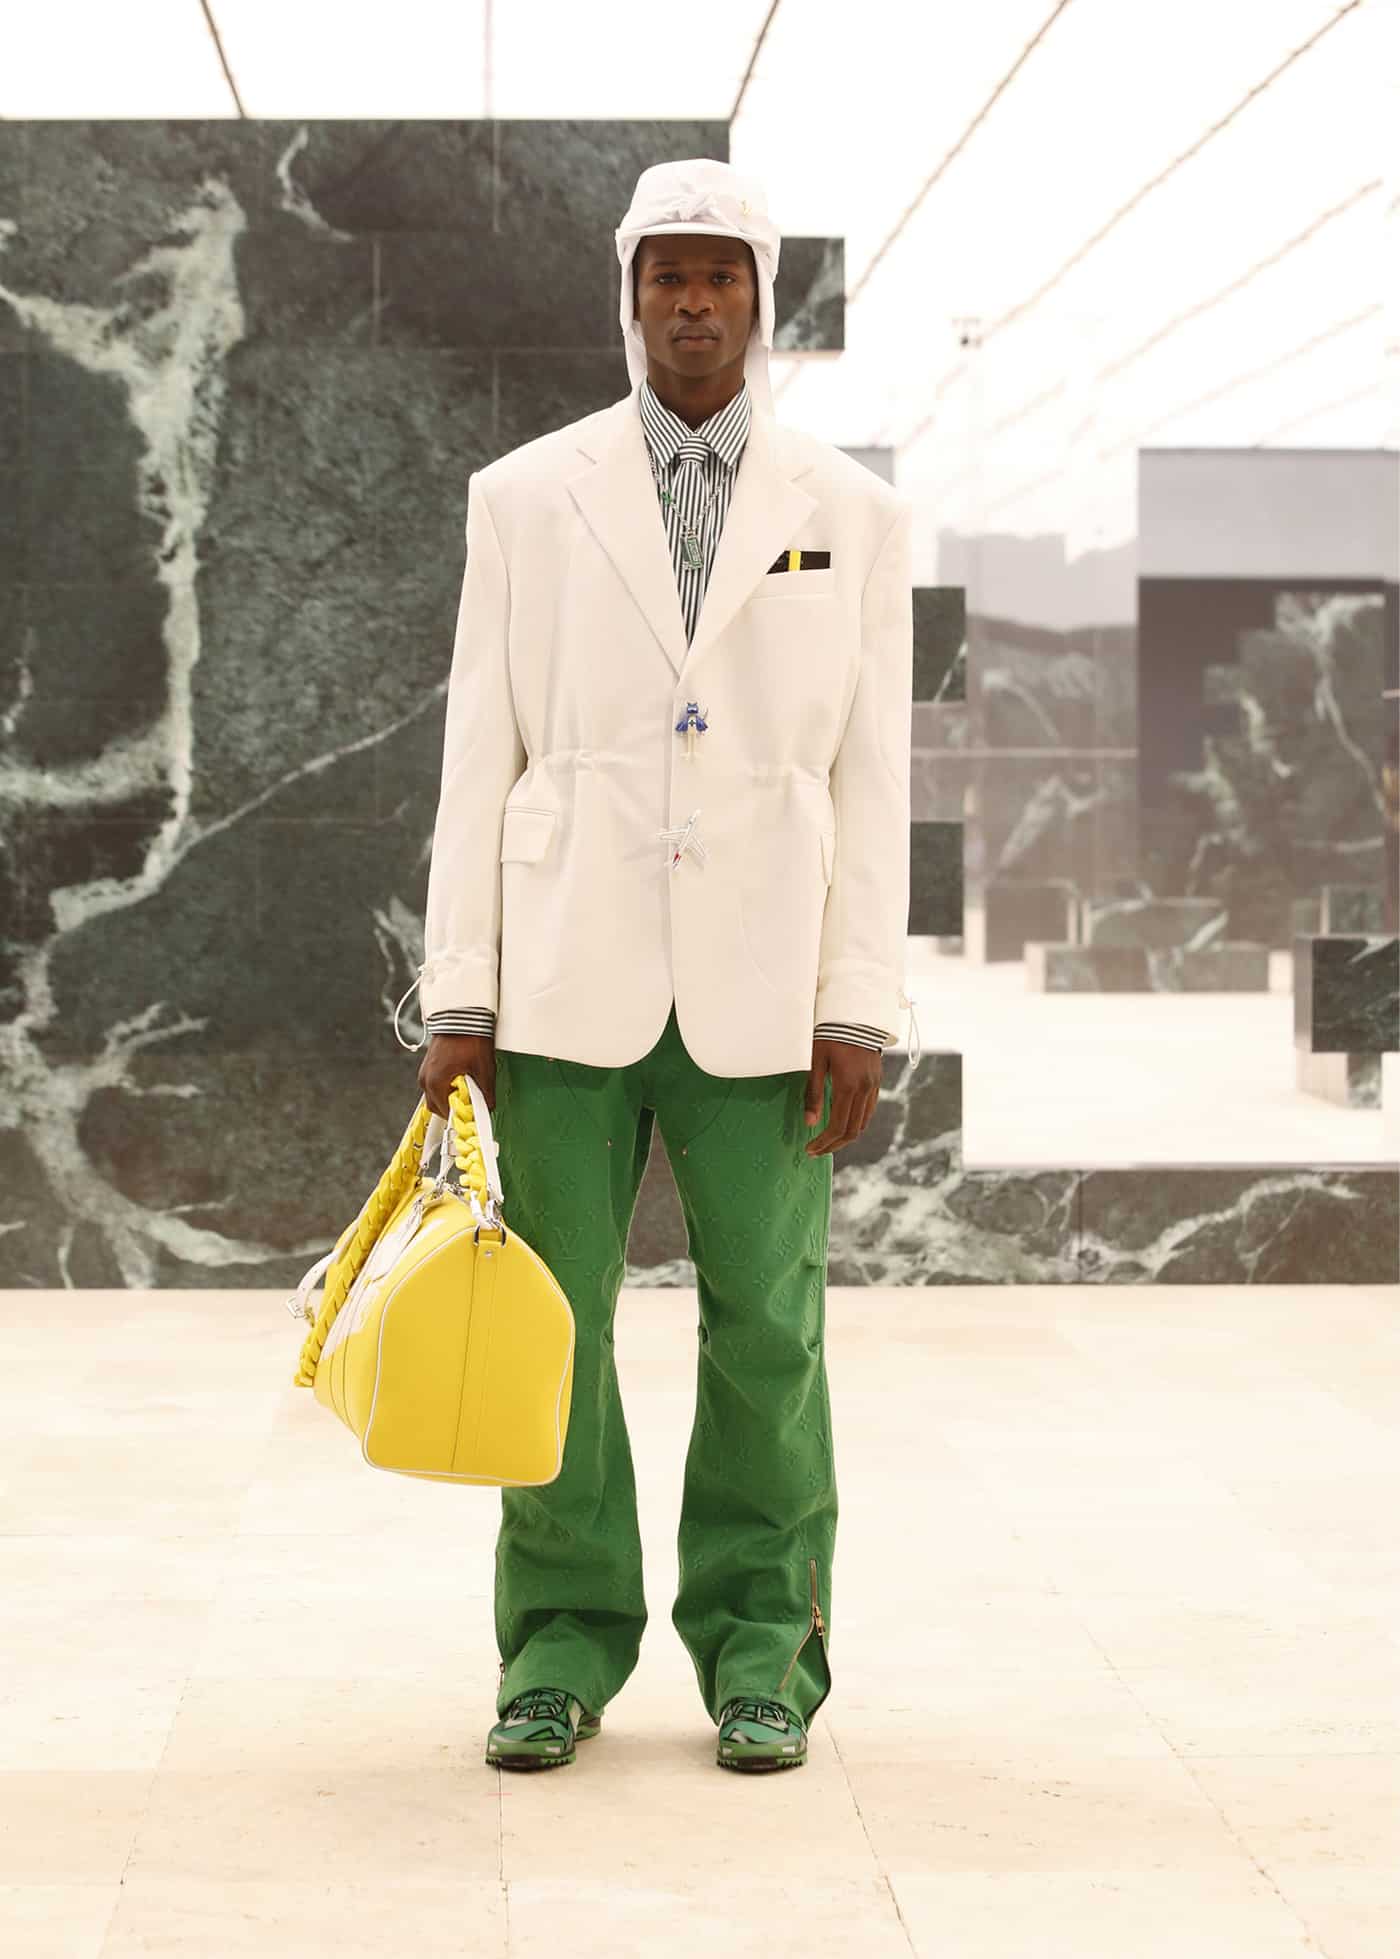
[488,999,837,1729]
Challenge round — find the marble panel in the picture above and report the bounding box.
[973,615,1135,750]
[1092,874,1154,905]
[1320,884,1387,934]
[496,349,631,447]
[0,349,22,450]
[770,236,845,353]
[1078,1167,1396,1284]
[967,753,1140,903]
[910,741,973,831]
[1140,589,1388,945]
[1294,1049,1383,1110]
[1083,897,1227,949]
[1293,935,1400,1054]
[1026,945,1270,992]
[0,1046,422,1290]
[0,133,22,354]
[911,703,971,783]
[910,820,963,937]
[913,587,966,703]
[1026,945,1144,993]
[1289,932,1313,1043]
[973,880,1077,963]
[1166,945,1272,991]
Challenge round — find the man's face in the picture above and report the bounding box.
[631,232,759,382]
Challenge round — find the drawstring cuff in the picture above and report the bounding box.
[393,966,426,1053]
[897,985,922,1071]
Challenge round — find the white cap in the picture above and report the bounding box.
[615,157,781,415]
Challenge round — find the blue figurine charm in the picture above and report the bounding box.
[674,700,708,760]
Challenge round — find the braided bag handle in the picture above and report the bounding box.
[444,1073,495,1216]
[291,1072,492,1389]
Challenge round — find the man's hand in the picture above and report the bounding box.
[804,1037,881,1156]
[418,1032,496,1120]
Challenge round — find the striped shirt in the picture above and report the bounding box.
[425,375,890,1055]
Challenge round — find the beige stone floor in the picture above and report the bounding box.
[903,942,1398,1166]
[1,1280,1397,1957]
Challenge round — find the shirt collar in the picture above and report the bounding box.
[638,375,751,472]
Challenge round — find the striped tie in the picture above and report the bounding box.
[673,434,712,496]
[670,435,714,573]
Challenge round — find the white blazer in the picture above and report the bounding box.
[419,381,914,1078]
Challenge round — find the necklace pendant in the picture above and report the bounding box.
[682,531,704,570]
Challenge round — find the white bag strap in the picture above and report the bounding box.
[285,1243,339,1321]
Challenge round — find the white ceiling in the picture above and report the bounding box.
[1,0,1395,574]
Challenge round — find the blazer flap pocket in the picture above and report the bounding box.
[500,806,557,863]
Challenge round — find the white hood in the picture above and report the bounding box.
[615,157,782,415]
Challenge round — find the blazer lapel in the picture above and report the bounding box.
[567,387,818,685]
[567,394,688,676]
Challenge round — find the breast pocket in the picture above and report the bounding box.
[753,570,837,601]
[499,806,557,862]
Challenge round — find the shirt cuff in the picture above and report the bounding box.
[424,1008,497,1037]
[813,1020,889,1051]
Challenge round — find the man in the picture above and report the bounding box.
[402,158,918,1774]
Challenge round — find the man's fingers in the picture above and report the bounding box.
[807,1081,858,1155]
[805,1071,885,1155]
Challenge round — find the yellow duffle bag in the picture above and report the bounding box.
[284,1069,575,1486]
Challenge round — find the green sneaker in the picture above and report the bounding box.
[486,1687,601,1770]
[716,1696,808,1772]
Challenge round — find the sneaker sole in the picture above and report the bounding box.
[716,1749,806,1772]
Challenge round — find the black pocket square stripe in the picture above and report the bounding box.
[766,549,831,574]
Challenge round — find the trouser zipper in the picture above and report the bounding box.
[777,1558,829,1697]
